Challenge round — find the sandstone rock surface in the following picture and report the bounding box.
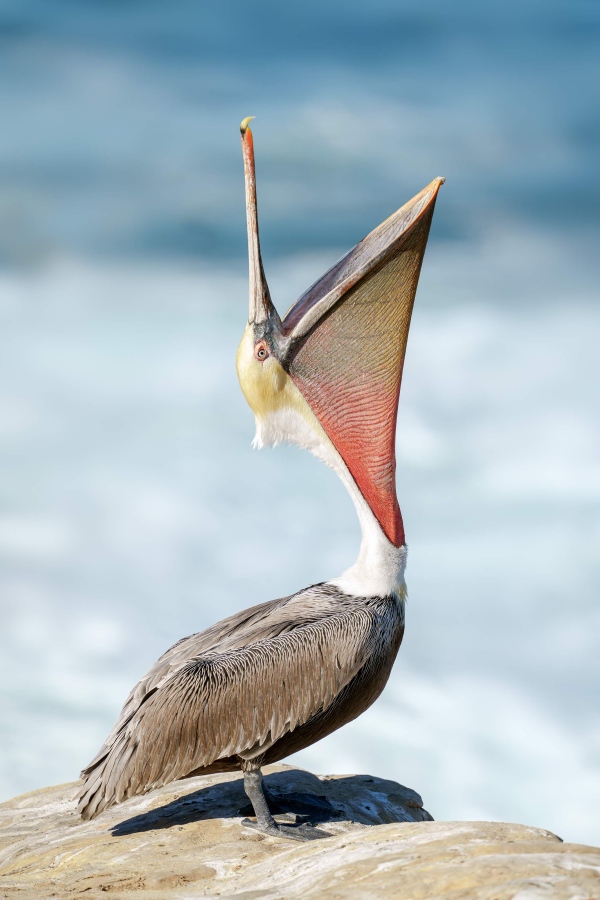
[1,765,598,899]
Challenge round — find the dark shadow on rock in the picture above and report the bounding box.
[111,776,247,836]
[110,770,381,837]
[326,774,434,823]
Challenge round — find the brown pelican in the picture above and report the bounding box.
[78,118,444,840]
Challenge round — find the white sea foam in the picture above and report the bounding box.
[0,236,598,845]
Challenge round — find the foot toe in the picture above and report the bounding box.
[278,823,329,841]
[241,817,329,841]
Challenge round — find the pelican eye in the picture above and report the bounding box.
[254,341,269,362]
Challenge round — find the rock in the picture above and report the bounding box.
[0,765,598,899]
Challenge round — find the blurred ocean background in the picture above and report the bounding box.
[1,0,599,845]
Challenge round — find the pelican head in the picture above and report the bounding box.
[236,117,443,576]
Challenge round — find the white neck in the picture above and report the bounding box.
[313,437,407,600]
[254,404,407,600]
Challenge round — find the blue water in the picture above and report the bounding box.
[1,0,598,263]
[0,0,599,844]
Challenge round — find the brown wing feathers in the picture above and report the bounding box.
[80,594,296,776]
[78,587,389,820]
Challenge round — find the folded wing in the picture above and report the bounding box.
[78,587,379,819]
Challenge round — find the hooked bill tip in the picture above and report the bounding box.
[240,116,255,135]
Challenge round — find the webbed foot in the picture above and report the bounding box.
[241,768,331,841]
[241,817,329,841]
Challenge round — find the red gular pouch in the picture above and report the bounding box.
[280,178,444,548]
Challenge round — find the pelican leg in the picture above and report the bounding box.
[242,769,328,841]
[243,770,277,830]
